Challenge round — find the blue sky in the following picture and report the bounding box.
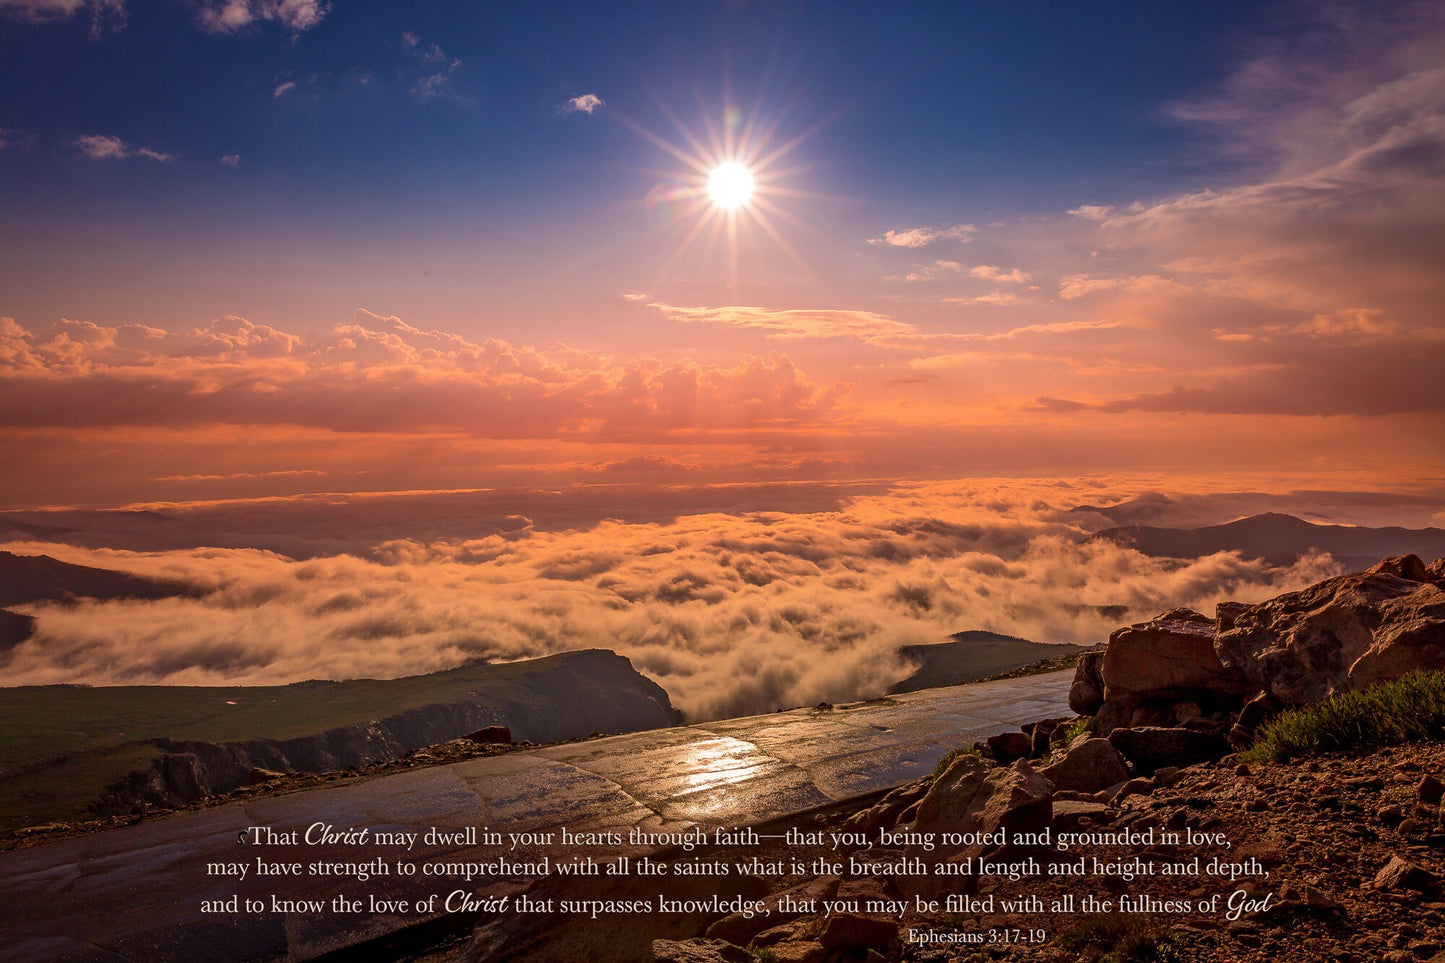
[0,1,1286,330]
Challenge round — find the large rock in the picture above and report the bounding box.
[1215,556,1445,706]
[908,756,1054,862]
[1107,726,1227,773]
[986,730,1033,764]
[1041,738,1131,793]
[1069,650,1105,715]
[1095,608,1247,732]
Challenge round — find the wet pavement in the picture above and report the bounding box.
[0,670,1072,961]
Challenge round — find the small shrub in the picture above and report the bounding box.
[1047,716,1094,762]
[931,746,979,781]
[1243,669,1445,763]
[1057,914,1183,963]
[1062,715,1092,743]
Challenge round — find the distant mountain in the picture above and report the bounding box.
[0,517,77,540]
[0,551,197,608]
[1091,513,1445,569]
[890,630,1086,694]
[0,610,35,654]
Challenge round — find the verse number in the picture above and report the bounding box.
[988,928,1046,943]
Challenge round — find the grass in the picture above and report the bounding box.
[1243,669,1445,764]
[0,654,604,771]
[931,746,980,781]
[1056,915,1183,963]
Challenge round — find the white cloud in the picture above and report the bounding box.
[197,0,327,34]
[968,265,1033,284]
[1068,205,1114,221]
[272,80,295,98]
[887,259,962,282]
[220,154,240,167]
[72,134,172,163]
[867,224,976,247]
[565,93,604,115]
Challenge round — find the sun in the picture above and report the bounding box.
[707,160,755,211]
[624,92,824,295]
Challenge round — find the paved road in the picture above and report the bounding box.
[0,670,1072,961]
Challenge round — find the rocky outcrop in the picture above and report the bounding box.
[1095,607,1247,732]
[907,755,1054,877]
[1063,555,1445,765]
[1215,555,1445,706]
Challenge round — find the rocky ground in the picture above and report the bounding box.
[638,742,1445,963]
[360,736,1444,963]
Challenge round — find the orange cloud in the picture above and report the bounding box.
[647,301,917,343]
[0,310,850,436]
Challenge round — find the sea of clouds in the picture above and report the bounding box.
[0,480,1365,720]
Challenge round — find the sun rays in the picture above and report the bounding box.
[621,90,825,298]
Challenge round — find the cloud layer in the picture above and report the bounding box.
[0,481,1351,720]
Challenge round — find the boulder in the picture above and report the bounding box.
[1096,609,1247,732]
[1024,717,1073,758]
[1103,608,1246,696]
[986,730,1034,764]
[1370,555,1431,582]
[652,939,753,963]
[845,779,929,835]
[750,917,824,949]
[466,725,513,744]
[1107,726,1227,773]
[1229,692,1280,749]
[1041,738,1131,794]
[1069,651,1105,715]
[1373,855,1435,892]
[908,756,1053,864]
[1214,557,1445,706]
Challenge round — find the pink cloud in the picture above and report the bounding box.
[0,310,849,437]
